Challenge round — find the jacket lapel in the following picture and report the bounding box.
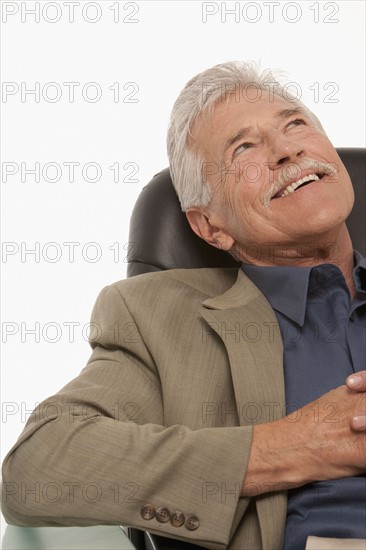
[200,269,287,548]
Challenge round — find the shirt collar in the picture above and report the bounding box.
[242,263,311,326]
[242,251,366,327]
[353,250,366,294]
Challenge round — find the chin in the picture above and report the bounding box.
[298,188,353,230]
[292,213,350,245]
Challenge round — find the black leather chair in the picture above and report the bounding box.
[125,148,365,550]
[128,149,365,277]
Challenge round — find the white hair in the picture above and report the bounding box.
[167,61,324,211]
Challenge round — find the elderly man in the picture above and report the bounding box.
[2,61,366,550]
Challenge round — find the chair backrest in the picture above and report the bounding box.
[127,148,366,277]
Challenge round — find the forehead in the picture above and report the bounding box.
[191,91,300,154]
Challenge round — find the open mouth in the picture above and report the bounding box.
[272,173,325,199]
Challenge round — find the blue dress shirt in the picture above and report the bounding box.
[242,251,366,550]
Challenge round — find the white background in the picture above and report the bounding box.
[1,0,365,531]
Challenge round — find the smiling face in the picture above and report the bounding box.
[186,91,355,265]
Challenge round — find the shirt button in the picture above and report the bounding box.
[156,506,170,523]
[170,510,185,527]
[141,504,155,520]
[185,515,200,531]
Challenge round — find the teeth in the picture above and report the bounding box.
[280,173,319,197]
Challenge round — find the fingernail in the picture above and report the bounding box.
[348,375,362,388]
[353,416,366,430]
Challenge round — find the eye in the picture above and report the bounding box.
[286,118,306,129]
[233,141,253,157]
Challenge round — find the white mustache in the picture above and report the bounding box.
[263,157,338,208]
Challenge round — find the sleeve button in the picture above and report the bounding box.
[156,506,170,523]
[185,515,200,531]
[141,504,155,520]
[170,510,185,527]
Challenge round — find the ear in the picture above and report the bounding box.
[186,207,235,252]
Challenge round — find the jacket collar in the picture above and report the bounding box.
[200,269,285,415]
[202,268,268,310]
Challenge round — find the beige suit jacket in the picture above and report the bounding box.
[2,268,288,550]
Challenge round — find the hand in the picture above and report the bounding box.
[243,374,366,497]
[346,370,366,431]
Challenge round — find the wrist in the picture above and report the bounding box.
[242,418,314,497]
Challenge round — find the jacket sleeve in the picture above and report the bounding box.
[1,283,253,550]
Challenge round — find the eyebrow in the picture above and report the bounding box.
[277,107,306,120]
[222,107,306,155]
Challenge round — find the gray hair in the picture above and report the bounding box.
[167,61,324,211]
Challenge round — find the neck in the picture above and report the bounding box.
[238,224,357,298]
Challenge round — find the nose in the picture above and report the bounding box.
[268,133,305,169]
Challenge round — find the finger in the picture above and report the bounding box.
[351,415,366,431]
[346,371,366,391]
